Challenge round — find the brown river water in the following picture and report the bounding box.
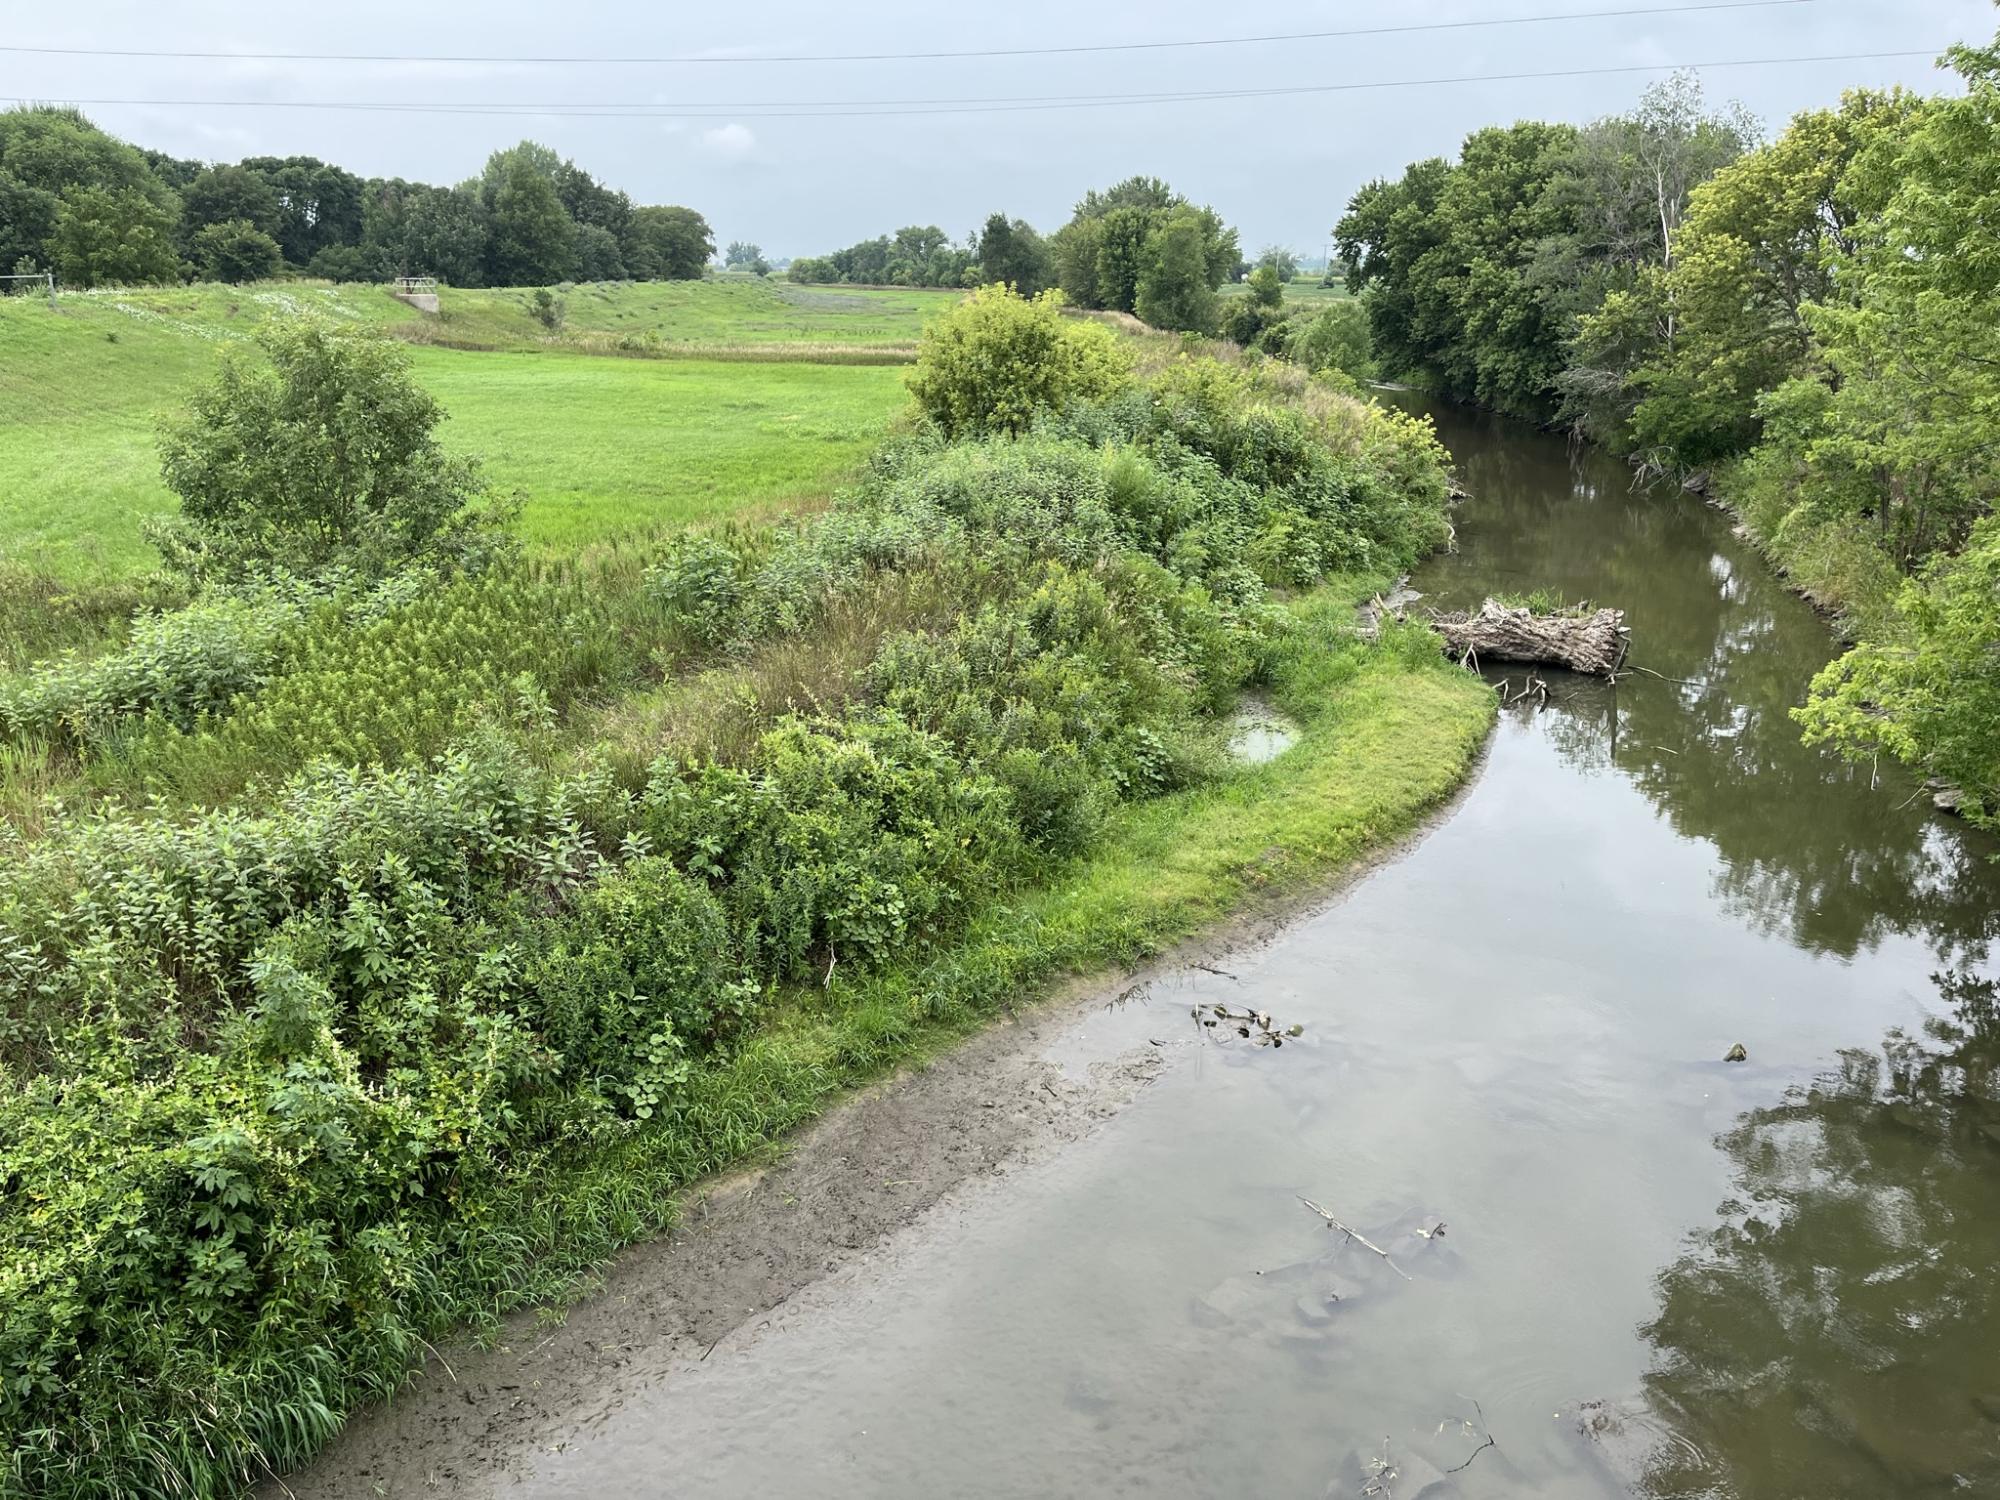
[310,398,2000,1498]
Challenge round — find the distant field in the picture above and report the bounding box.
[1219,279,1353,307]
[0,281,923,576]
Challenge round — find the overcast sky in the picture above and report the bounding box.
[9,1,1996,258]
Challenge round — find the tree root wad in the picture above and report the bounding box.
[1431,599,1630,677]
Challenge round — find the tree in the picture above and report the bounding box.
[724,240,764,269]
[360,179,488,285]
[1135,207,1223,333]
[0,105,180,277]
[623,205,713,281]
[241,155,365,265]
[486,159,576,285]
[153,320,501,580]
[190,218,283,283]
[1288,300,1374,381]
[575,223,627,281]
[553,158,632,240]
[1052,177,1238,319]
[307,243,379,282]
[179,164,284,248]
[401,184,489,286]
[1799,519,2000,835]
[1255,244,1299,280]
[49,185,181,287]
[974,213,1052,293]
[1223,262,1289,346]
[908,284,1131,437]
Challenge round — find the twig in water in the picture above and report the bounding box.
[1298,1197,1413,1281]
[1361,1436,1398,1496]
[1442,1396,1497,1474]
[1622,663,1702,686]
[1190,960,1238,980]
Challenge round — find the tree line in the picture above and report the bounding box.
[0,107,715,289]
[1333,42,2000,839]
[789,181,1244,335]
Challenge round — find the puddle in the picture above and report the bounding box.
[1226,697,1300,764]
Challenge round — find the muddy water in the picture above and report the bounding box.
[502,402,2000,1498]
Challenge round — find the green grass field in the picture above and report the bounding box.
[1219,278,1353,307]
[0,281,927,576]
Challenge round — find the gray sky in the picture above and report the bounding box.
[9,1,1996,258]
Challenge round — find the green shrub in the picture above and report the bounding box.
[907,284,1130,437]
[1798,515,2000,836]
[150,320,512,584]
[0,587,311,744]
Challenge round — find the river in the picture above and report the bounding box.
[306,399,2000,1498]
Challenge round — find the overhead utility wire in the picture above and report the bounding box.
[0,0,1823,67]
[5,50,1949,122]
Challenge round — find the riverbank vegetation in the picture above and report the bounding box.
[1332,38,2000,836]
[0,287,1489,1495]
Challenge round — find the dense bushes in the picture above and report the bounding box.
[908,286,1131,437]
[0,295,1459,1495]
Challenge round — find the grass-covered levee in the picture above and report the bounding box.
[0,287,1493,1496]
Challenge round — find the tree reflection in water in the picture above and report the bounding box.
[1638,969,2000,1497]
[1406,392,2000,967]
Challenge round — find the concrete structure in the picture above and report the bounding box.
[389,276,440,314]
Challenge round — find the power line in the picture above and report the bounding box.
[0,0,1825,68]
[4,50,1950,123]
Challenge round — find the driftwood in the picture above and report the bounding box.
[1431,599,1629,677]
[1298,1197,1413,1281]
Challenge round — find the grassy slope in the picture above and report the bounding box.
[0,282,927,576]
[411,279,956,351]
[412,352,906,551]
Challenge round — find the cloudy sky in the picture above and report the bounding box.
[9,0,1996,258]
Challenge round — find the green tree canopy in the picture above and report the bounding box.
[241,155,365,264]
[1051,177,1238,331]
[190,218,284,284]
[179,164,283,249]
[973,213,1053,293]
[0,106,178,275]
[485,159,577,285]
[623,205,713,281]
[49,185,181,287]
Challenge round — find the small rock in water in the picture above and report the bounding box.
[1723,1043,1748,1063]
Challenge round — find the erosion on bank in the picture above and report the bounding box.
[0,289,1489,1498]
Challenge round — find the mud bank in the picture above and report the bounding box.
[269,795,1475,1498]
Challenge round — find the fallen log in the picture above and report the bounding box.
[1431,598,1629,677]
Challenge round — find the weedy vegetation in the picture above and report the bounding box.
[0,285,1490,1496]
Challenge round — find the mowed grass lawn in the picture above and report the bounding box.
[414,351,908,551]
[0,284,919,576]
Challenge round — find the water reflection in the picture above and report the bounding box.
[1638,969,2000,1497]
[1403,396,2000,966]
